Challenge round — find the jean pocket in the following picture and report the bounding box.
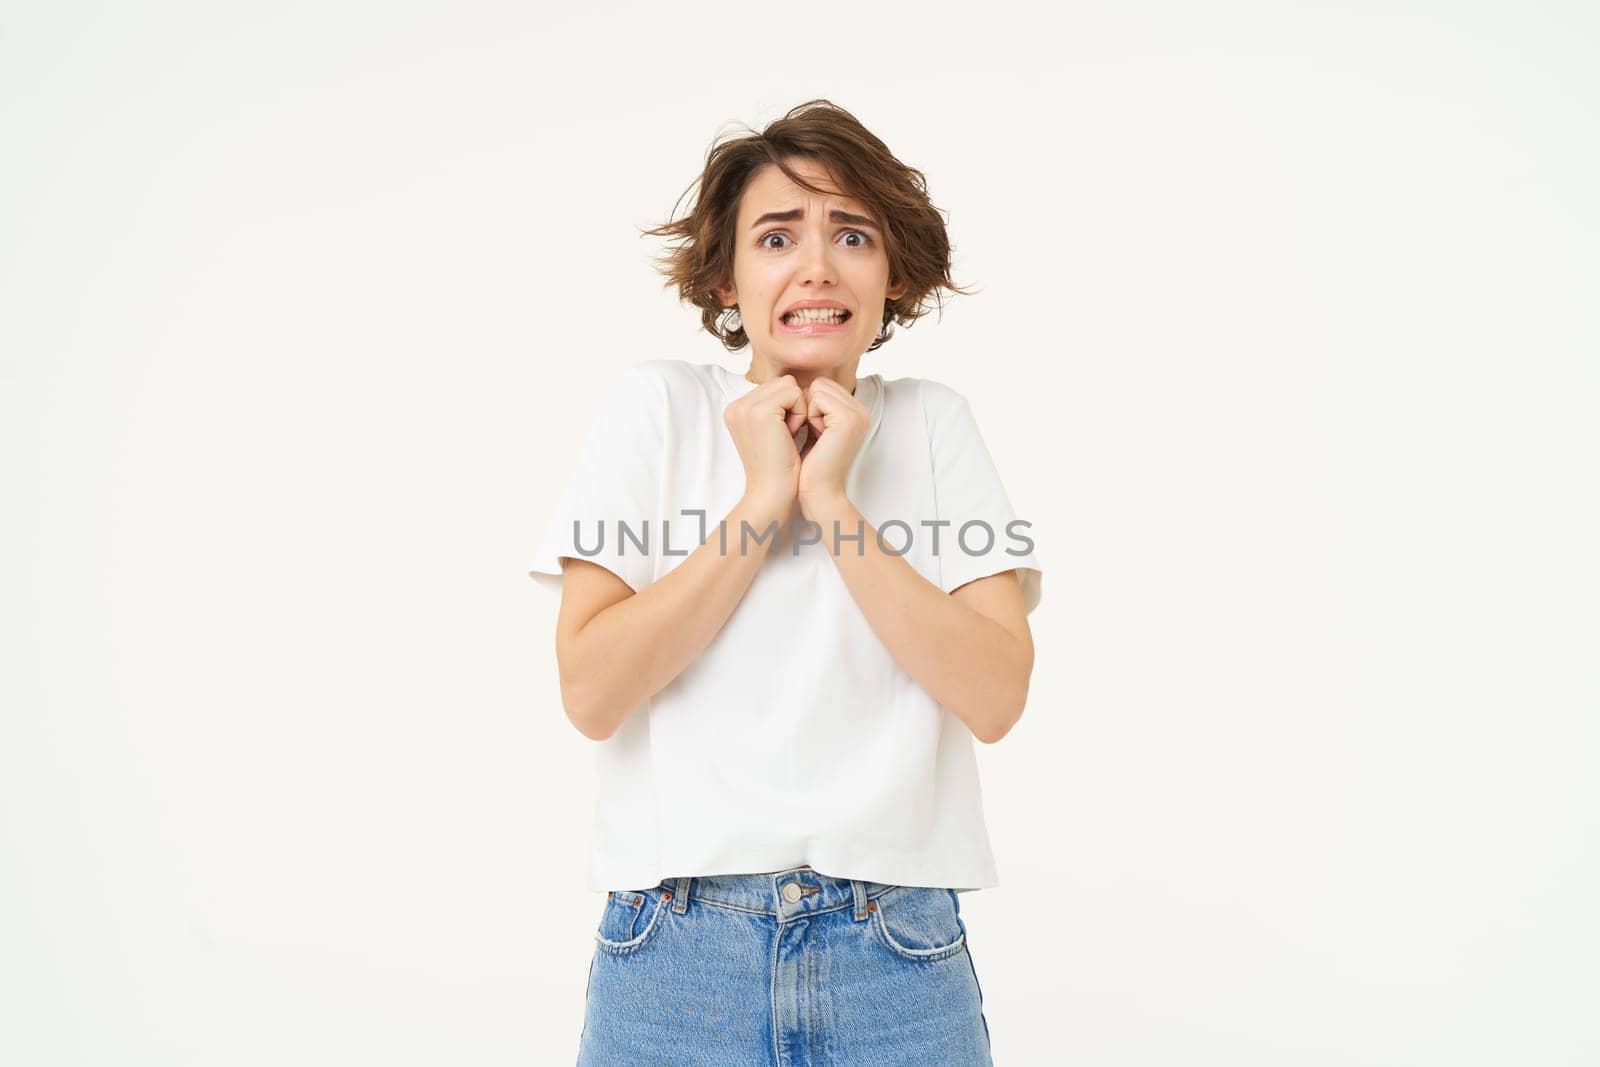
[869,886,968,963]
[595,887,670,956]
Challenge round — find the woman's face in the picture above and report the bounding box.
[716,158,906,376]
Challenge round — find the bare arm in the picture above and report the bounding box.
[805,493,1036,745]
[789,376,1036,744]
[553,376,814,740]
[554,493,790,741]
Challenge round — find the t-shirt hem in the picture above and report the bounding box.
[588,845,999,896]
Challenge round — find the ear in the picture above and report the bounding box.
[886,278,907,302]
[714,280,737,307]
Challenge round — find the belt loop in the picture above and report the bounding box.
[852,879,868,921]
[671,875,691,913]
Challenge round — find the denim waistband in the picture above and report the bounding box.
[653,865,901,922]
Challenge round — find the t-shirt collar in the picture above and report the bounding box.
[716,364,883,435]
[715,364,885,452]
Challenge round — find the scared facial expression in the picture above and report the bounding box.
[715,157,907,372]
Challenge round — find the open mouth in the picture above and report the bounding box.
[780,308,853,328]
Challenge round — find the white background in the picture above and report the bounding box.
[3,1,1596,1063]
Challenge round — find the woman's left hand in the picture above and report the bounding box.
[796,376,869,520]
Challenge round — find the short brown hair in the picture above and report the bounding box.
[640,99,977,352]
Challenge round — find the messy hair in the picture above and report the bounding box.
[640,99,977,352]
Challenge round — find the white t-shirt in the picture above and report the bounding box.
[529,359,1043,893]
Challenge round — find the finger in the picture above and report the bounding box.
[786,403,808,437]
[809,376,860,408]
[759,376,806,435]
[807,388,829,436]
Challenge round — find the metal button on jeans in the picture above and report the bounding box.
[781,882,803,903]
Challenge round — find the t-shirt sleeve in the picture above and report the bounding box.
[923,381,1044,615]
[527,364,666,596]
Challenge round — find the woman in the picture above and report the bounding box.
[529,99,1043,1066]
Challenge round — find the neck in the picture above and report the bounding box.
[744,359,861,396]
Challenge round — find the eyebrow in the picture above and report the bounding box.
[749,207,881,231]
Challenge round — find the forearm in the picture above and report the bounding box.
[563,494,787,740]
[806,495,1031,743]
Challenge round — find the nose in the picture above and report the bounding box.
[796,228,837,286]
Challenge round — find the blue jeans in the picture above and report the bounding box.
[576,865,994,1066]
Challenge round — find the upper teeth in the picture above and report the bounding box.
[785,308,847,322]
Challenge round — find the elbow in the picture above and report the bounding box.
[559,674,617,742]
[558,653,653,742]
[975,649,1034,745]
[974,705,1022,745]
[569,711,613,742]
[556,631,620,741]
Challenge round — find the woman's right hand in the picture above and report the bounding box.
[723,374,808,518]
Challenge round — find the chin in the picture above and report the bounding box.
[772,355,853,375]
[776,337,867,361]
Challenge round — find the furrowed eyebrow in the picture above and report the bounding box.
[749,208,881,231]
